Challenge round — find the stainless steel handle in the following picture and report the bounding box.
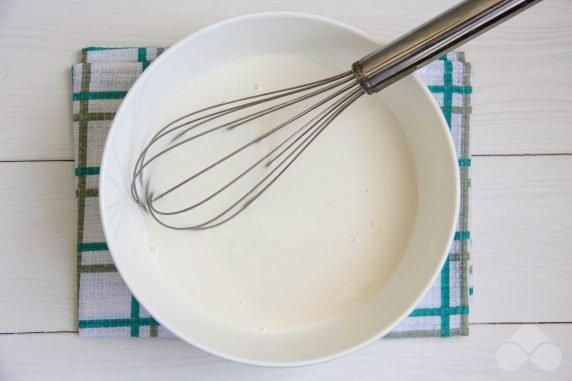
[353,0,542,94]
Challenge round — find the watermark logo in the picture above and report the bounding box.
[496,325,562,371]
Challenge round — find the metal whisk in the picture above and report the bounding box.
[131,0,540,230]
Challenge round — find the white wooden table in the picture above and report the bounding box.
[1,0,571,379]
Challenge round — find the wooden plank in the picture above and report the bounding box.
[470,156,572,323]
[1,324,571,380]
[0,157,570,332]
[464,0,572,155]
[0,162,77,332]
[0,0,570,160]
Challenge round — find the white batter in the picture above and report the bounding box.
[140,53,417,334]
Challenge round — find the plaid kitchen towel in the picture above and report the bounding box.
[72,47,472,338]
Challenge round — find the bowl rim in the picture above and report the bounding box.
[99,11,460,367]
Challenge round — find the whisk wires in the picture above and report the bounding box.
[131,71,364,230]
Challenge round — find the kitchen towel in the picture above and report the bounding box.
[72,47,472,338]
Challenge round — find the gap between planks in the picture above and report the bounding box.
[3,322,572,336]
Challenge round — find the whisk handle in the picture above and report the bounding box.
[352,0,542,94]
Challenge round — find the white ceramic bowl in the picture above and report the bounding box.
[100,12,459,366]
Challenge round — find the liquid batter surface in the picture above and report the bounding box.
[140,54,417,334]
